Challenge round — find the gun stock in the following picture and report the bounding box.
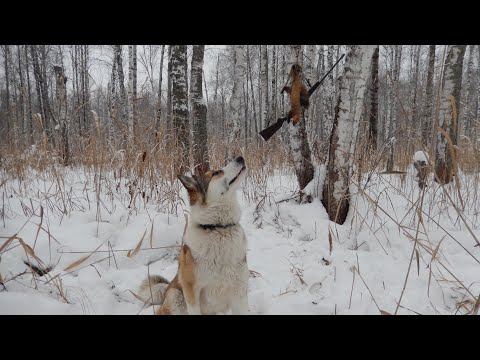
[259,117,288,141]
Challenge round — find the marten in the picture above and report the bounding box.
[281,64,309,125]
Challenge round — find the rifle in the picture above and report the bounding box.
[259,53,345,142]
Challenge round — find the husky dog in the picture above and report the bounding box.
[138,156,249,315]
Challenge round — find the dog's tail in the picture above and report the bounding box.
[137,275,170,306]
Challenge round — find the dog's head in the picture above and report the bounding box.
[178,156,246,207]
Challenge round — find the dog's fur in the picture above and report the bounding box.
[138,157,249,315]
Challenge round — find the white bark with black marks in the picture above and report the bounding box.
[170,45,190,174]
[422,45,436,148]
[287,45,314,194]
[435,45,467,184]
[227,45,245,158]
[322,45,375,224]
[190,45,209,175]
[127,45,137,145]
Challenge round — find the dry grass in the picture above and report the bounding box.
[1,117,479,314]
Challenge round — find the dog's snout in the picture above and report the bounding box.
[236,156,245,165]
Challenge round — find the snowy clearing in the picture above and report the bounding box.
[1,166,479,315]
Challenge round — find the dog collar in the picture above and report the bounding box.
[199,223,237,230]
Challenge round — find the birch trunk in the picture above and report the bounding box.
[170,45,189,174]
[190,45,209,175]
[322,45,375,224]
[422,45,436,148]
[227,45,245,158]
[435,45,467,184]
[287,45,314,194]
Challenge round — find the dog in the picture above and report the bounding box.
[138,156,249,315]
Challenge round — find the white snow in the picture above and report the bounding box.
[413,151,429,163]
[1,166,479,315]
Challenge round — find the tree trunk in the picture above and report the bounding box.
[83,46,90,135]
[227,45,245,158]
[461,45,474,139]
[435,45,467,184]
[156,45,166,135]
[287,45,314,194]
[246,46,258,142]
[53,65,69,165]
[166,45,173,137]
[16,45,27,143]
[368,46,379,150]
[108,49,118,146]
[322,45,375,224]
[260,45,269,128]
[322,45,335,146]
[386,45,402,171]
[304,44,316,145]
[31,45,54,145]
[410,45,421,134]
[422,45,436,148]
[190,45,209,175]
[170,45,190,174]
[24,46,34,144]
[114,45,127,146]
[270,45,278,122]
[476,45,480,149]
[3,46,11,143]
[127,45,137,146]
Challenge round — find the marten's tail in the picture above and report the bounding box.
[138,275,170,306]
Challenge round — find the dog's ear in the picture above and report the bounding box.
[178,175,198,191]
[178,175,205,205]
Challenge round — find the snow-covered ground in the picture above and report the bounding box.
[1,165,479,315]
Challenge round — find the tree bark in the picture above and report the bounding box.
[156,45,166,135]
[127,45,137,146]
[170,45,190,174]
[53,65,69,165]
[227,45,245,158]
[190,45,209,175]
[287,45,314,194]
[368,46,379,150]
[322,45,375,224]
[435,45,467,184]
[422,45,436,148]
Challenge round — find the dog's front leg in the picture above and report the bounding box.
[184,285,202,315]
[178,244,202,315]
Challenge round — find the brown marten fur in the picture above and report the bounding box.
[281,64,309,125]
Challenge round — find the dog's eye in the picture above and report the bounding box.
[212,171,219,176]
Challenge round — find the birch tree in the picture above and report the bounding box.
[422,45,436,148]
[435,45,466,184]
[476,45,480,149]
[53,65,69,164]
[386,45,402,171]
[304,44,316,145]
[368,46,379,150]
[190,45,209,175]
[260,45,269,128]
[461,45,474,139]
[127,45,137,145]
[322,45,375,224]
[227,45,245,159]
[170,45,189,174]
[114,45,127,144]
[156,45,165,135]
[107,49,118,145]
[323,45,335,143]
[287,45,314,194]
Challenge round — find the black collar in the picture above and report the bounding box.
[198,223,237,230]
